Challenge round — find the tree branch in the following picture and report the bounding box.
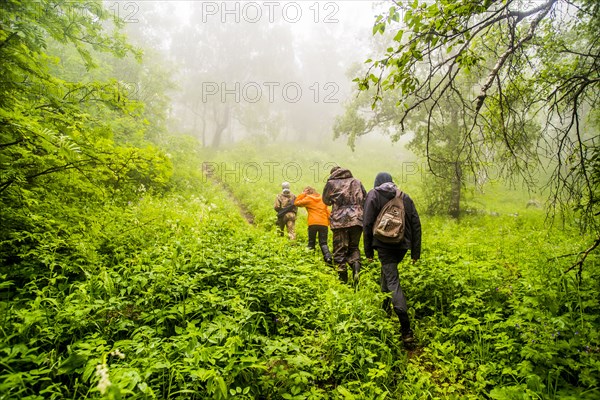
[563,235,600,278]
[475,1,555,114]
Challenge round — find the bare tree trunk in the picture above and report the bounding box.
[211,105,230,148]
[449,161,462,219]
[448,107,462,219]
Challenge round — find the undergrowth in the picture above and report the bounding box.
[1,143,599,399]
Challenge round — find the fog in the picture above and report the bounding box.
[120,1,386,148]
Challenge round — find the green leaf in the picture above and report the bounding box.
[337,386,356,399]
[393,30,404,42]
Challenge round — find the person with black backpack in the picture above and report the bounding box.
[363,172,422,347]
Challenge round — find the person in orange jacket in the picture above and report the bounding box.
[294,186,333,264]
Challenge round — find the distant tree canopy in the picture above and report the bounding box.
[336,0,599,257]
[0,1,173,271]
[0,0,170,197]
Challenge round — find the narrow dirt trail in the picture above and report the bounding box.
[203,163,256,225]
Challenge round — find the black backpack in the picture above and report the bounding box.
[373,190,405,243]
[277,194,296,218]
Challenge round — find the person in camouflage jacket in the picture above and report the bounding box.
[322,166,367,284]
[274,182,297,240]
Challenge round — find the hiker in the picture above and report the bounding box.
[322,166,367,284]
[294,186,333,264]
[363,172,421,347]
[274,181,297,240]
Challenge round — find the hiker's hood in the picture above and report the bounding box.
[305,193,322,201]
[374,172,393,188]
[328,167,353,180]
[375,181,398,197]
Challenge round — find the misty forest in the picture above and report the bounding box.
[1,0,600,399]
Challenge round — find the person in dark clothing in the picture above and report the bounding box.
[363,172,422,346]
[322,166,367,284]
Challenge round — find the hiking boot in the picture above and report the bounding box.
[321,245,332,265]
[401,330,416,348]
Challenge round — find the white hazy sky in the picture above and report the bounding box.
[169,1,380,37]
[164,1,384,70]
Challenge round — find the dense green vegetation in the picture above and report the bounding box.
[3,138,599,399]
[206,143,600,399]
[1,1,599,399]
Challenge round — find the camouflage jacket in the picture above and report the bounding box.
[274,192,297,219]
[322,168,367,229]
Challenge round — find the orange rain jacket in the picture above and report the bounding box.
[294,192,330,227]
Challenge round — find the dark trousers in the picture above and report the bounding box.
[378,247,411,334]
[332,226,362,272]
[307,225,328,249]
[308,225,331,261]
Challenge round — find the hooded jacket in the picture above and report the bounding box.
[363,180,421,260]
[294,192,330,226]
[322,168,367,229]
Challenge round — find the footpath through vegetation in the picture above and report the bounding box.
[203,162,256,225]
